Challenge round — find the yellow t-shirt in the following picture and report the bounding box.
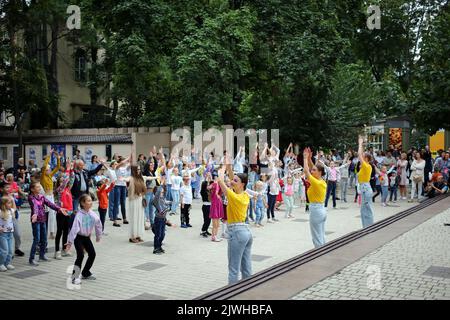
[307,175,327,203]
[358,161,372,183]
[226,189,250,224]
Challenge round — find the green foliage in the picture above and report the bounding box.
[412,4,450,134]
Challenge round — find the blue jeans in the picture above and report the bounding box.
[325,181,337,208]
[145,192,155,224]
[284,195,294,216]
[340,178,348,201]
[381,185,389,203]
[153,217,166,250]
[247,198,254,221]
[113,185,127,220]
[12,217,21,250]
[30,222,47,261]
[166,184,172,202]
[255,205,264,224]
[360,182,374,228]
[389,186,398,201]
[227,224,253,284]
[108,187,115,219]
[72,198,80,213]
[349,171,357,188]
[309,203,327,248]
[171,189,180,213]
[0,232,13,266]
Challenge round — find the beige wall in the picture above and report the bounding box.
[133,133,172,160]
[112,144,133,159]
[57,37,107,127]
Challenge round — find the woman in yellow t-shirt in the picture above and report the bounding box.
[303,147,327,248]
[357,136,374,228]
[217,159,252,284]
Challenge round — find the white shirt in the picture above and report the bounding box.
[268,167,280,195]
[105,168,117,183]
[115,166,130,187]
[171,175,183,191]
[166,168,173,184]
[180,184,193,205]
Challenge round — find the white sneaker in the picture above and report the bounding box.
[61,250,72,257]
[267,219,274,223]
[54,251,62,260]
[213,237,223,242]
[6,264,15,270]
[72,277,81,285]
[0,265,7,272]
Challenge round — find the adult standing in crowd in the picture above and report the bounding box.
[409,151,426,202]
[125,164,156,243]
[397,152,409,200]
[71,158,105,213]
[40,150,61,239]
[89,155,101,171]
[303,147,327,247]
[112,156,131,226]
[357,135,374,228]
[72,149,85,162]
[217,157,253,284]
[423,146,433,185]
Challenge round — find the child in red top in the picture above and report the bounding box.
[97,179,115,233]
[54,164,75,260]
[275,178,284,210]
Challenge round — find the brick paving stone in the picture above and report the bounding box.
[291,208,450,300]
[0,196,430,300]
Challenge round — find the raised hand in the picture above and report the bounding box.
[303,148,309,158]
[218,167,226,180]
[358,135,364,146]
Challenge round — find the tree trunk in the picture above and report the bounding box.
[48,21,59,128]
[112,97,119,125]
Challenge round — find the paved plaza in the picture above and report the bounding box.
[1,191,417,300]
[291,207,450,300]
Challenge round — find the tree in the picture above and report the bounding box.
[412,3,450,134]
[0,0,50,156]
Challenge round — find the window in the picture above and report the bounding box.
[74,49,87,83]
[72,145,78,157]
[0,147,7,160]
[106,145,112,161]
[0,111,5,125]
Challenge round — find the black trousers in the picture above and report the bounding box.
[266,194,277,219]
[73,235,96,278]
[372,185,382,202]
[201,205,211,232]
[98,208,107,231]
[181,204,191,225]
[55,213,69,252]
[325,181,337,208]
